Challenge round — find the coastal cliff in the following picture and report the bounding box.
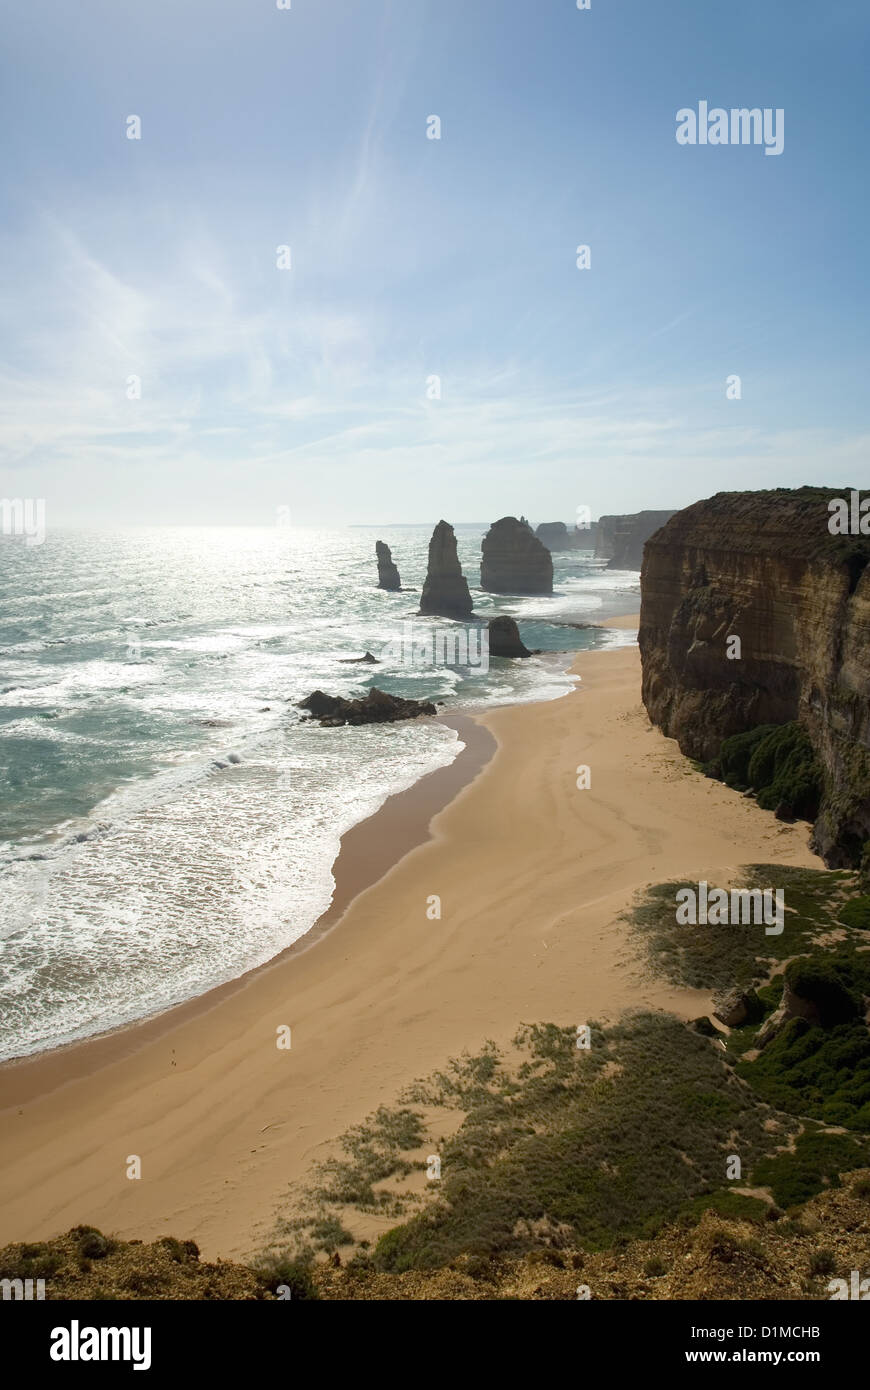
[639,488,870,864]
[596,511,676,570]
[535,521,597,552]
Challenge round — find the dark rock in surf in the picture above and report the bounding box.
[487,615,532,658]
[297,687,437,727]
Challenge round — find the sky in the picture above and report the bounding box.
[0,0,868,527]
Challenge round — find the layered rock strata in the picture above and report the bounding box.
[595,511,676,570]
[639,488,870,864]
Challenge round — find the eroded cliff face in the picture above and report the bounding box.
[535,521,597,552]
[639,489,870,865]
[595,511,676,570]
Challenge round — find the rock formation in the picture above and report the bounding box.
[297,688,437,726]
[480,517,553,595]
[419,521,473,620]
[487,615,531,658]
[375,540,401,591]
[712,987,763,1028]
[595,512,675,570]
[638,488,870,865]
[756,958,860,1048]
[535,521,597,552]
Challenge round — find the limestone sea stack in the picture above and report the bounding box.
[375,540,401,591]
[487,615,531,658]
[419,520,473,619]
[481,517,553,595]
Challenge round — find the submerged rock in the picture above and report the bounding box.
[376,540,402,591]
[481,517,553,595]
[488,615,531,658]
[298,687,437,726]
[419,520,474,619]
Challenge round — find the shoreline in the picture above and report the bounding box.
[0,712,496,1099]
[0,617,824,1260]
[0,613,636,1084]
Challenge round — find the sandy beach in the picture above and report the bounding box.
[0,623,822,1260]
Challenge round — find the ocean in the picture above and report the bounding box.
[0,525,638,1062]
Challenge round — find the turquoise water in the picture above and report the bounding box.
[0,525,638,1061]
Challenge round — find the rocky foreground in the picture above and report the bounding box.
[317,1176,870,1300]
[5,1173,868,1300]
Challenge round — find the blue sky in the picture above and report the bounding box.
[1,0,867,526]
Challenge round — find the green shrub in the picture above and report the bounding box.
[71,1227,115,1261]
[372,1225,420,1275]
[739,1014,870,1128]
[705,723,822,821]
[370,1014,789,1272]
[0,1242,63,1282]
[809,1249,837,1276]
[709,725,778,790]
[310,1106,427,1209]
[785,957,862,1027]
[838,896,870,931]
[628,865,850,994]
[748,724,822,819]
[756,977,784,1013]
[753,1130,870,1208]
[255,1254,320,1300]
[306,1215,354,1252]
[682,1191,771,1225]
